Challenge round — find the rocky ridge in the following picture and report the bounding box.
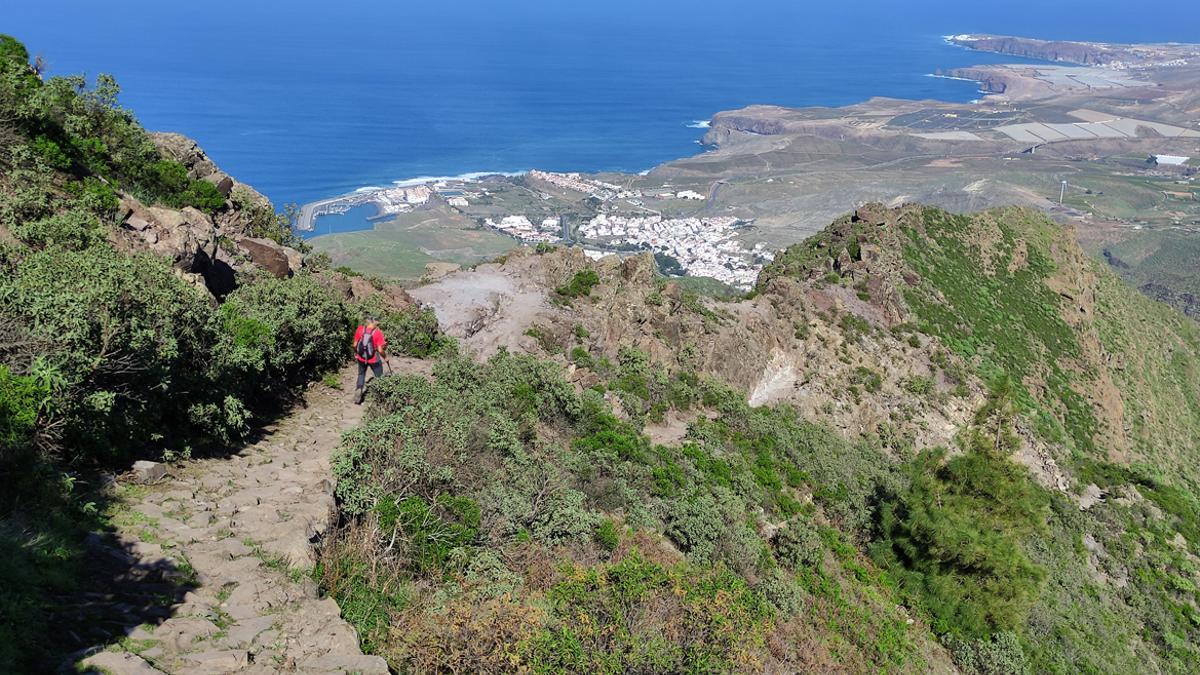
[422,208,982,464]
[110,132,416,312]
[949,35,1121,66]
[429,203,1170,497]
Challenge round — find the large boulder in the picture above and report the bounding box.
[236,237,303,278]
[320,271,416,311]
[116,196,217,274]
[620,252,657,285]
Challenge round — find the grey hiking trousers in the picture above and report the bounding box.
[356,360,383,390]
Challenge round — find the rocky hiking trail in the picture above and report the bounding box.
[75,365,393,675]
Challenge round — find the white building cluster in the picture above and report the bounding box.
[580,214,770,288]
[372,185,432,216]
[484,215,560,243]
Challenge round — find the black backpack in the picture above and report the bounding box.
[356,327,377,361]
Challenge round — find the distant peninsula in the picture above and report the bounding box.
[305,34,1200,313]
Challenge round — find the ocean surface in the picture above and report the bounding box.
[7,0,1199,219]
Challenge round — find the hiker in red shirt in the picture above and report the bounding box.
[352,317,389,404]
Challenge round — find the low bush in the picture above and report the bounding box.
[217,273,353,395]
[354,297,455,359]
[774,516,823,568]
[10,208,106,250]
[945,632,1029,675]
[555,269,600,298]
[0,243,358,464]
[522,551,774,673]
[871,391,1050,639]
[0,365,48,462]
[594,518,620,552]
[375,493,480,572]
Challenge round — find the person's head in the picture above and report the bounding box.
[365,316,379,329]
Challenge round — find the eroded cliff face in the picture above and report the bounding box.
[701,105,891,148]
[952,36,1119,66]
[944,66,1011,94]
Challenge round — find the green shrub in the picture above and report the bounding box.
[31,136,71,170]
[175,177,226,214]
[839,313,872,342]
[556,269,600,298]
[10,208,106,250]
[522,551,773,673]
[851,366,883,393]
[569,346,593,368]
[904,375,935,397]
[573,412,649,464]
[945,632,1029,675]
[758,567,805,615]
[2,245,220,458]
[375,493,480,572]
[217,273,353,394]
[0,34,32,70]
[390,305,455,358]
[0,365,48,461]
[872,437,1049,638]
[530,488,598,545]
[354,297,454,359]
[666,492,726,562]
[0,241,357,463]
[774,517,824,568]
[594,518,620,552]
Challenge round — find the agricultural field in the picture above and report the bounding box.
[308,208,516,281]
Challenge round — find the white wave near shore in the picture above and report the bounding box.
[389,170,528,188]
[925,72,981,83]
[687,120,711,129]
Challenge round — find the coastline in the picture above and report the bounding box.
[303,31,1200,294]
[296,36,1013,236]
[298,31,1193,239]
[297,171,529,233]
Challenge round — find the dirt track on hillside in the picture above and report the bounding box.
[77,365,398,674]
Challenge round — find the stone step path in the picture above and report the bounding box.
[79,365,389,674]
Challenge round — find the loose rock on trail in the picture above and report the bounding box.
[77,365,389,674]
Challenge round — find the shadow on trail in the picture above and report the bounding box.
[0,466,196,673]
[2,375,362,672]
[57,528,199,671]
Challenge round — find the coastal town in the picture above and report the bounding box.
[578,214,770,288]
[299,169,773,288]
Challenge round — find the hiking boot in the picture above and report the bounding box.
[354,387,365,405]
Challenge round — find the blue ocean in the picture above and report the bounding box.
[7,0,1198,218]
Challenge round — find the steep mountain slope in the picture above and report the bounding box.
[322,204,1200,672]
